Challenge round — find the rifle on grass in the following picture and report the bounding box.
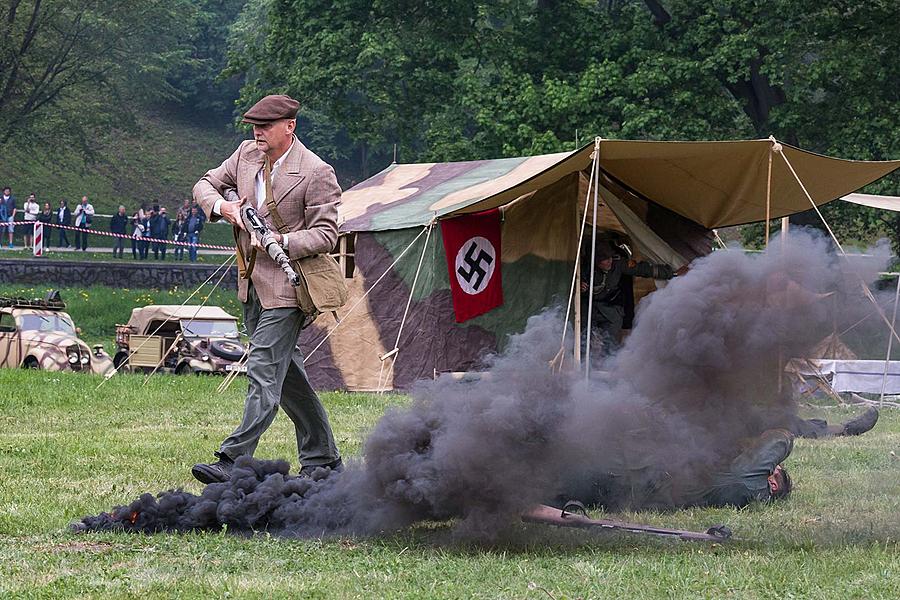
[522,503,734,542]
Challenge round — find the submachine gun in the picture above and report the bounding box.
[224,189,301,287]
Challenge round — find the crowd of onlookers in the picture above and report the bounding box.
[0,187,210,262]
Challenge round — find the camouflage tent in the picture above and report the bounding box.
[300,139,900,391]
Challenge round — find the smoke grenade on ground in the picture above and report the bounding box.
[76,230,884,539]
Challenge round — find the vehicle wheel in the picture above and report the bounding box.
[210,340,244,361]
[175,363,191,375]
[22,357,39,369]
[113,352,130,372]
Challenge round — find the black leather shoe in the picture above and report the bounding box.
[842,407,879,436]
[298,458,344,479]
[191,451,235,484]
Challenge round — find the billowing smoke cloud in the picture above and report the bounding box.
[76,230,886,539]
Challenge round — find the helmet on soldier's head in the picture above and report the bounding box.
[595,242,616,261]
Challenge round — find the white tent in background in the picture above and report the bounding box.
[842,193,900,211]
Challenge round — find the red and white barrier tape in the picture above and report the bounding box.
[7,221,234,250]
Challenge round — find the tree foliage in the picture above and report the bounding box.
[229,1,898,177]
[0,0,199,147]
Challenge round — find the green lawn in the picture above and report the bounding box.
[0,369,898,598]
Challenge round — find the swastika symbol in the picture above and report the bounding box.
[454,236,496,295]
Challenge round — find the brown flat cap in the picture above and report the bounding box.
[241,94,300,125]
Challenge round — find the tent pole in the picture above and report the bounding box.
[765,139,774,251]
[552,161,594,373]
[574,197,582,367]
[585,138,601,379]
[879,274,900,407]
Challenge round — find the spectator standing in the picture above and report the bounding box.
[150,205,171,260]
[130,211,145,259]
[56,199,72,248]
[172,213,187,260]
[191,199,207,224]
[109,205,128,258]
[38,202,53,252]
[73,196,94,251]
[139,211,151,259]
[186,205,203,262]
[21,193,39,249]
[0,187,15,248]
[177,198,191,220]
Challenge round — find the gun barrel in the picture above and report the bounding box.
[239,205,302,287]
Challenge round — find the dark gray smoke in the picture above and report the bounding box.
[76,230,884,538]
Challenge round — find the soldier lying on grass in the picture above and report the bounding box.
[554,428,794,511]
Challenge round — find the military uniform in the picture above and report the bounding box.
[581,252,674,349]
[557,429,794,511]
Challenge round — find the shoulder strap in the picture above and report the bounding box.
[264,158,289,234]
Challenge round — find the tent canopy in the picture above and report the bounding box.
[341,139,900,232]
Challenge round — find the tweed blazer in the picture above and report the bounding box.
[193,136,341,309]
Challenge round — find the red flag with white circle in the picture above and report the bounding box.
[440,209,503,322]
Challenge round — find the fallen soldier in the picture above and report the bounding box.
[555,429,794,511]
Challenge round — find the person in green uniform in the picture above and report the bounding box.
[580,241,682,353]
[556,429,794,511]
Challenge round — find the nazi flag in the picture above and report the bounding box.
[440,209,503,323]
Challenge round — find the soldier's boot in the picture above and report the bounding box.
[839,407,879,436]
[191,451,234,484]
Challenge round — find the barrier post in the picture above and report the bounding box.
[33,223,43,257]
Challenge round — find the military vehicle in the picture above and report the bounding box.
[0,293,114,375]
[114,305,246,375]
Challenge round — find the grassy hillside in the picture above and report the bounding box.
[0,107,244,215]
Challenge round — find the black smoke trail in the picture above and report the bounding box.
[76,230,886,539]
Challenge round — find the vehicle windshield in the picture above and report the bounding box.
[180,319,239,338]
[19,313,77,335]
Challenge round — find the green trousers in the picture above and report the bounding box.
[219,284,340,467]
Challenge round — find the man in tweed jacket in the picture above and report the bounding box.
[191,94,343,483]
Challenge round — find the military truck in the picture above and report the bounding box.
[0,293,114,375]
[114,305,247,375]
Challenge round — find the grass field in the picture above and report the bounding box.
[1,369,898,599]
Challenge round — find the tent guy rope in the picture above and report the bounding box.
[95,253,236,389]
[377,221,435,393]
